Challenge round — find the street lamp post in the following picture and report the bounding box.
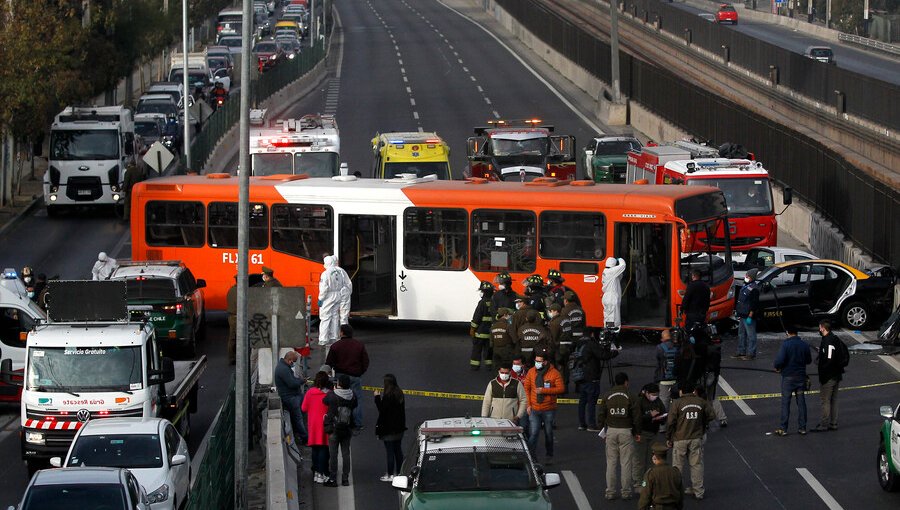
[608,0,621,103]
[181,0,191,171]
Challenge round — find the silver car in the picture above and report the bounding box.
[11,467,150,510]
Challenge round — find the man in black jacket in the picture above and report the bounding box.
[576,329,607,431]
[274,351,307,445]
[323,375,359,487]
[812,320,847,432]
[326,325,370,429]
[681,269,710,330]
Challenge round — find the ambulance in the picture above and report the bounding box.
[371,132,452,179]
[249,112,340,177]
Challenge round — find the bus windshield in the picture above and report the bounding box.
[384,162,449,180]
[688,178,773,215]
[50,130,119,161]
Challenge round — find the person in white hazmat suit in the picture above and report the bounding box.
[318,255,352,346]
[601,257,627,329]
[92,252,118,280]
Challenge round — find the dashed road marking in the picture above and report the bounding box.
[562,471,592,510]
[717,374,755,415]
[797,468,843,510]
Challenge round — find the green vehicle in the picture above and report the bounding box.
[109,261,206,357]
[391,417,561,509]
[582,135,642,183]
[878,403,900,491]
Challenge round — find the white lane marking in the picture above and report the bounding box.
[418,127,424,133]
[406,86,412,94]
[396,52,401,57]
[435,0,604,134]
[562,471,592,510]
[413,112,419,120]
[484,97,492,105]
[718,375,755,416]
[448,44,454,50]
[337,451,356,509]
[400,67,406,74]
[457,58,463,64]
[462,66,469,72]
[492,110,500,118]
[470,76,476,81]
[410,98,416,106]
[845,331,900,375]
[398,59,404,66]
[723,435,788,509]
[476,85,483,92]
[403,76,408,83]
[796,468,843,510]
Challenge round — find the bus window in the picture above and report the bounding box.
[271,204,333,261]
[471,210,536,273]
[539,211,605,260]
[208,202,269,249]
[403,208,467,270]
[145,201,205,247]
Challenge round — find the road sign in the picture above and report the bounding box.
[143,141,175,174]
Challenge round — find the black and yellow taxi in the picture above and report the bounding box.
[754,259,895,330]
[108,261,206,356]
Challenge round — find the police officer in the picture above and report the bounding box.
[261,266,283,287]
[546,303,569,391]
[638,443,684,510]
[523,274,547,319]
[491,272,517,317]
[490,307,517,368]
[546,269,575,307]
[509,295,532,347]
[597,372,641,501]
[518,309,551,364]
[560,291,585,389]
[470,281,495,371]
[666,386,715,500]
[681,269,710,330]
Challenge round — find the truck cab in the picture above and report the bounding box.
[372,132,451,180]
[250,113,340,176]
[0,269,45,403]
[466,119,575,181]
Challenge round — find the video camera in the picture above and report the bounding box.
[595,323,621,361]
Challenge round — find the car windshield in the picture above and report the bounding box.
[252,153,292,175]
[50,130,119,161]
[208,57,228,70]
[416,450,536,492]
[134,121,160,139]
[810,48,833,57]
[27,346,142,392]
[169,70,208,89]
[68,434,163,469]
[384,161,449,180]
[124,278,177,301]
[720,5,735,11]
[680,217,733,285]
[687,177,773,215]
[492,137,548,156]
[137,101,176,116]
[595,140,641,156]
[22,484,127,510]
[254,42,277,53]
[220,37,242,48]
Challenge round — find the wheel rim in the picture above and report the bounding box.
[880,451,890,482]
[847,306,867,328]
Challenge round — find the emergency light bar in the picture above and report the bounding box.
[2,268,16,279]
[684,160,762,173]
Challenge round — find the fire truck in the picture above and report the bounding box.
[626,141,791,252]
[249,110,340,177]
[466,119,576,181]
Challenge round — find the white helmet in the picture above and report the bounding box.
[605,257,617,268]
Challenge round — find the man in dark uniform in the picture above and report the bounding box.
[122,160,148,221]
[490,307,517,368]
[261,266,283,287]
[518,309,551,363]
[491,271,516,317]
[546,303,568,390]
[638,442,684,510]
[666,386,715,500]
[597,371,641,501]
[680,269,710,330]
[523,274,547,320]
[469,281,495,370]
[546,269,575,307]
[509,295,532,347]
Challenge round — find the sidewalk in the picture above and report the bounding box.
[0,157,46,236]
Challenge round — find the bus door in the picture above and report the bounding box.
[339,215,396,316]
[614,222,671,327]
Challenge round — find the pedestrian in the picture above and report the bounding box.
[302,371,332,484]
[522,351,564,462]
[681,269,710,330]
[482,363,527,423]
[655,329,680,411]
[374,374,406,482]
[469,281,495,370]
[509,295,532,347]
[323,374,358,487]
[490,307,517,368]
[560,291,586,343]
[773,326,812,435]
[597,371,641,501]
[575,328,604,431]
[637,442,683,510]
[226,275,238,365]
[122,159,147,221]
[32,273,47,307]
[260,266,282,287]
[666,385,715,500]
[326,324,369,429]
[704,334,728,427]
[91,252,117,280]
[733,268,761,360]
[546,303,565,377]
[319,255,350,346]
[274,351,308,446]
[602,257,627,329]
[632,383,667,491]
[518,309,551,363]
[545,269,575,307]
[20,267,35,298]
[491,271,516,316]
[813,320,848,432]
[510,355,530,433]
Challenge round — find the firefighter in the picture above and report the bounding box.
[546,269,576,307]
[469,281,495,370]
[523,274,548,320]
[560,290,586,391]
[491,271,517,317]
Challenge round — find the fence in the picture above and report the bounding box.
[186,376,235,510]
[494,0,899,268]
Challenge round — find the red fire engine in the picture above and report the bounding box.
[466,119,576,181]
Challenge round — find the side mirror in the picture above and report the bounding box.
[783,187,793,205]
[543,472,561,488]
[881,405,894,419]
[49,457,62,468]
[196,279,206,289]
[170,454,187,466]
[152,357,176,384]
[391,475,411,492]
[0,358,20,386]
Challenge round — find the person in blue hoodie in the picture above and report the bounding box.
[773,326,812,436]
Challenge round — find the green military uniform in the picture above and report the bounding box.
[490,308,516,367]
[597,383,641,499]
[508,298,532,346]
[517,310,551,362]
[638,443,684,510]
[666,392,715,499]
[469,296,494,369]
[261,266,283,287]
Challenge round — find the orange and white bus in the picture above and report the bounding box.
[130,174,735,328]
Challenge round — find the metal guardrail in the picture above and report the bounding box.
[838,33,900,56]
[186,377,235,510]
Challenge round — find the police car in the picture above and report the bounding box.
[878,403,900,491]
[391,417,561,509]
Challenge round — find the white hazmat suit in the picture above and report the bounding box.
[318,255,352,345]
[92,252,118,280]
[601,257,627,329]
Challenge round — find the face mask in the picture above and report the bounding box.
[512,364,523,374]
[534,361,544,370]
[27,291,34,299]
[549,312,558,319]
[744,277,751,284]
[24,277,32,284]
[499,284,507,290]
[499,373,510,381]
[648,395,659,402]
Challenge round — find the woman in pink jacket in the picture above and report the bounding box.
[302,371,332,483]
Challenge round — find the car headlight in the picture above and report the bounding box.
[147,484,169,503]
[287,53,295,59]
[25,431,45,445]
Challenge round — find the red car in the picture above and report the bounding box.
[253,40,285,72]
[716,4,738,24]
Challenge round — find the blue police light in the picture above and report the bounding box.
[2,268,17,279]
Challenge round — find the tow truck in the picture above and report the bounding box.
[0,280,207,475]
[466,119,576,181]
[249,110,340,177]
[625,140,791,252]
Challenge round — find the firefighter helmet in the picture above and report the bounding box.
[479,280,495,292]
[495,272,512,285]
[525,274,544,288]
[547,269,564,283]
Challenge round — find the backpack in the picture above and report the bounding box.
[569,342,587,383]
[324,399,354,435]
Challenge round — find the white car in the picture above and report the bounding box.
[11,467,150,510]
[51,418,190,510]
[733,246,816,287]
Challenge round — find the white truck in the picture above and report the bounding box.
[45,106,136,215]
[249,111,340,176]
[0,280,207,475]
[0,269,45,403]
[169,52,231,92]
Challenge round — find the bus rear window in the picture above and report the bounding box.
[539,211,605,260]
[271,204,333,261]
[471,210,536,273]
[674,192,727,223]
[145,201,205,247]
[403,208,467,270]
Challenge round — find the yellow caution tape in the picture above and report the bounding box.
[717,379,900,401]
